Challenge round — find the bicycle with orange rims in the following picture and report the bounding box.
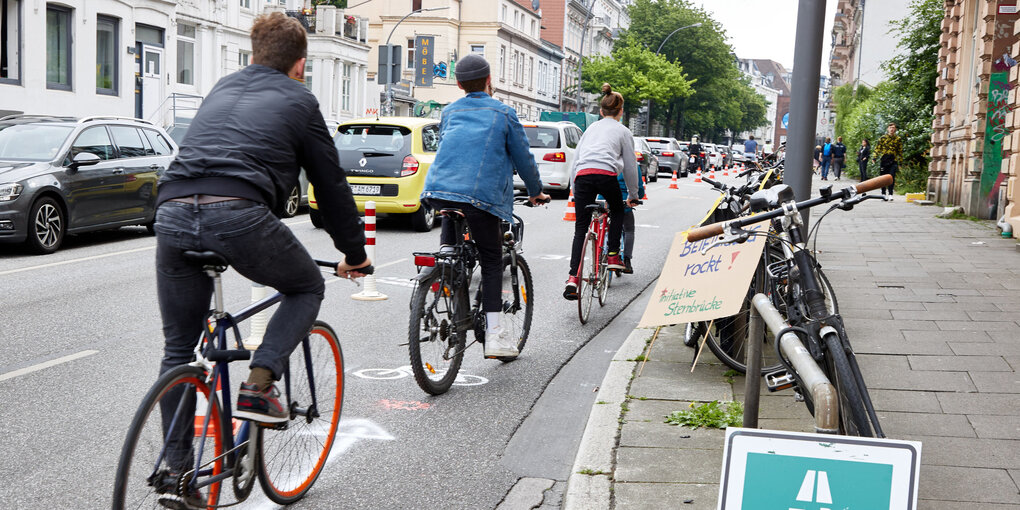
[112,252,365,509]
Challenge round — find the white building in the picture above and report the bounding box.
[0,0,372,131]
[736,58,780,145]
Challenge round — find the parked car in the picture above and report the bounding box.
[513,120,583,197]
[633,137,659,183]
[730,149,746,164]
[0,114,178,254]
[644,137,686,177]
[308,117,439,232]
[704,143,725,169]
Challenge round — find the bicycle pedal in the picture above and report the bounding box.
[765,369,795,392]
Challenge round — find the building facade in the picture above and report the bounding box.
[929,0,1019,234]
[0,0,372,128]
[736,57,780,146]
[748,59,792,148]
[829,0,864,90]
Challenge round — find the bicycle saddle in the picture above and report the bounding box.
[183,250,228,268]
[438,208,465,218]
[749,184,795,213]
[584,203,607,212]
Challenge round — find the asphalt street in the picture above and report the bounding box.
[0,174,722,509]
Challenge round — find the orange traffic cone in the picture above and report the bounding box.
[723,164,730,176]
[694,169,703,183]
[562,189,576,221]
[642,174,649,200]
[668,169,679,189]
[709,166,716,180]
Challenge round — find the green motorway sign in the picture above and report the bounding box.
[742,453,892,509]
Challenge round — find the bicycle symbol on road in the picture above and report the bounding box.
[352,365,488,386]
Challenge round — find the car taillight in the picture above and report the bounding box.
[401,155,419,177]
[543,152,566,162]
[415,255,435,267]
[634,151,644,162]
[700,152,705,157]
[662,151,674,157]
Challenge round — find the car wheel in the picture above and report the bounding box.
[26,196,65,254]
[282,185,301,218]
[410,202,435,232]
[649,170,658,183]
[309,208,323,228]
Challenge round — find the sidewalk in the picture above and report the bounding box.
[563,183,1020,509]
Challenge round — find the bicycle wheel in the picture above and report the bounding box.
[577,233,597,324]
[113,365,228,510]
[257,320,344,504]
[704,248,784,374]
[495,254,534,362]
[822,332,872,436]
[408,269,466,394]
[597,237,611,307]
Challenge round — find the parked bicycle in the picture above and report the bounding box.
[688,174,892,437]
[112,251,371,509]
[407,196,545,395]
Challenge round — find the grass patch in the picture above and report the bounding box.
[577,468,609,476]
[723,369,741,384]
[596,400,608,405]
[665,400,743,430]
[626,355,647,362]
[937,209,988,222]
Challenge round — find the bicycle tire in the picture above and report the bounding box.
[597,235,611,307]
[408,269,466,394]
[495,255,534,362]
[703,248,784,374]
[113,365,227,510]
[823,332,872,436]
[257,320,344,504]
[577,232,596,324]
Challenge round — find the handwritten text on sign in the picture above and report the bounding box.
[638,221,768,328]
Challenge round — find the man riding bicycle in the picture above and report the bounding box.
[154,12,371,430]
[420,54,550,359]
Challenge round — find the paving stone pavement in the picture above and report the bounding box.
[563,182,1020,509]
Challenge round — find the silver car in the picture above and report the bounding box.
[644,137,687,177]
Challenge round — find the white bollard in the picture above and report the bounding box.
[244,283,271,350]
[352,200,388,301]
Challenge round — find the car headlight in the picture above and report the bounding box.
[0,183,23,202]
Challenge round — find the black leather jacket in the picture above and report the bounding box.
[158,64,365,264]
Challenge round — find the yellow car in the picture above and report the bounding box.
[308,117,440,231]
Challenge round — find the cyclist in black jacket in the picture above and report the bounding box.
[154,12,370,425]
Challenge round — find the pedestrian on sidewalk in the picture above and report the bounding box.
[820,137,833,180]
[831,136,847,180]
[857,138,871,181]
[813,145,822,174]
[873,123,903,201]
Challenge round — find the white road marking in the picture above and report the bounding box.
[325,258,408,287]
[0,247,154,276]
[0,350,99,382]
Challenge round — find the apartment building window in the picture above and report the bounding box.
[406,38,414,69]
[513,11,518,28]
[177,23,196,85]
[501,5,506,22]
[471,44,484,56]
[342,62,351,111]
[516,51,523,84]
[1,0,21,83]
[240,0,250,8]
[537,61,544,95]
[530,20,535,38]
[528,56,533,88]
[46,4,71,90]
[238,50,250,67]
[413,0,421,10]
[305,59,313,90]
[509,52,515,83]
[499,45,505,80]
[96,15,118,95]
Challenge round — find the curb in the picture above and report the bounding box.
[563,325,656,510]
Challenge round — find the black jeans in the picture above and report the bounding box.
[858,159,869,181]
[154,199,325,468]
[832,157,845,179]
[430,199,503,312]
[570,174,624,276]
[880,168,896,195]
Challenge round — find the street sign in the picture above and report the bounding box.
[637,221,768,328]
[376,44,402,85]
[719,428,921,510]
[414,35,435,87]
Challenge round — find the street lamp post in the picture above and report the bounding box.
[646,22,701,136]
[384,6,449,116]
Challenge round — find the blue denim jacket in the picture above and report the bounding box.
[421,92,542,222]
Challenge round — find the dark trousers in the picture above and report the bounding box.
[622,209,635,259]
[831,157,845,179]
[858,159,869,181]
[820,156,832,178]
[880,169,896,195]
[430,199,503,312]
[570,174,624,276]
[154,199,325,468]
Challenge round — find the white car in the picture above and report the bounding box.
[513,120,583,196]
[703,143,725,169]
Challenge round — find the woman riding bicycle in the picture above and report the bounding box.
[563,83,640,300]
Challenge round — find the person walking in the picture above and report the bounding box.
[813,145,822,174]
[873,123,903,201]
[831,136,847,180]
[743,135,759,165]
[820,137,833,180]
[857,139,871,181]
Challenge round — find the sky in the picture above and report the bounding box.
[701,0,908,85]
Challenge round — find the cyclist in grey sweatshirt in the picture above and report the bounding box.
[564,83,641,300]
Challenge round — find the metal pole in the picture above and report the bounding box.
[743,298,764,429]
[785,0,827,228]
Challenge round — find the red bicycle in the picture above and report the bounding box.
[576,201,614,324]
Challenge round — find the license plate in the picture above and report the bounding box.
[350,184,381,195]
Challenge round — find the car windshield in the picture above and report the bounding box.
[0,123,74,161]
[334,124,412,153]
[524,126,560,148]
[644,139,673,150]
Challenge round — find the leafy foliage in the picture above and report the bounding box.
[580,41,695,119]
[665,400,743,429]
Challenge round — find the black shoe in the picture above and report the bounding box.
[622,258,634,274]
[235,382,288,423]
[563,275,579,300]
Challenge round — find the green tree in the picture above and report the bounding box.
[580,42,695,122]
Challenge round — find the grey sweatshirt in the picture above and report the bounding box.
[570,118,640,200]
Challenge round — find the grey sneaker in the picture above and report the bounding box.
[235,382,288,423]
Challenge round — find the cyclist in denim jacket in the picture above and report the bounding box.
[421,54,549,359]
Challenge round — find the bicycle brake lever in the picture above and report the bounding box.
[699,228,751,254]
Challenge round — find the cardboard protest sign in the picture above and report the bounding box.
[638,221,768,328]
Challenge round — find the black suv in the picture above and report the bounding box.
[0,115,178,254]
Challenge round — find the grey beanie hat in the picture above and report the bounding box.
[456,54,490,81]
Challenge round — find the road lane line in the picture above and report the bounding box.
[0,246,154,276]
[0,350,99,382]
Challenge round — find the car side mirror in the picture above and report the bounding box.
[69,152,101,170]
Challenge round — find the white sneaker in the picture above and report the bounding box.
[484,327,519,358]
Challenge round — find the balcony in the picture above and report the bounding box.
[285,8,367,43]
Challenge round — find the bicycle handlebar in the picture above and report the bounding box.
[856,174,893,194]
[686,222,724,242]
[315,259,375,275]
[513,195,551,207]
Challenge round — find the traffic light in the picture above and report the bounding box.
[377,44,402,84]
